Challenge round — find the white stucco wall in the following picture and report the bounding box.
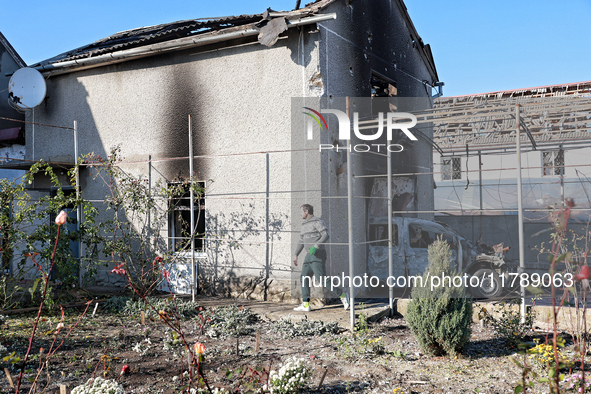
[24,28,324,298]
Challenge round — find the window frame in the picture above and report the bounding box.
[441,156,461,180]
[542,149,565,177]
[168,180,207,257]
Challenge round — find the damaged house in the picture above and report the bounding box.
[3,0,439,300]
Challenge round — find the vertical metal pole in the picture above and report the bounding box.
[516,105,526,321]
[478,151,483,239]
[560,175,564,205]
[74,121,82,288]
[148,155,152,242]
[265,153,270,299]
[346,97,355,331]
[189,115,196,302]
[387,138,394,316]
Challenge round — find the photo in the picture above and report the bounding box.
[1,1,590,392]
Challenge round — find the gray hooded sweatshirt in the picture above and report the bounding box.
[294,216,329,257]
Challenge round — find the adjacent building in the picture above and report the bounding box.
[432,81,591,272]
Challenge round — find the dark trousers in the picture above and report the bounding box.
[300,249,342,302]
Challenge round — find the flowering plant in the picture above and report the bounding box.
[269,357,312,394]
[71,377,125,394]
[527,339,572,369]
[562,373,591,392]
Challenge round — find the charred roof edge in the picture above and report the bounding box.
[32,13,336,78]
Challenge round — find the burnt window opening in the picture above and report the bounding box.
[168,181,206,253]
[542,149,564,176]
[0,127,24,147]
[371,73,397,116]
[441,157,461,180]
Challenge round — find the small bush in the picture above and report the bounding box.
[269,357,312,394]
[0,276,23,311]
[528,337,572,370]
[333,334,385,359]
[102,295,132,313]
[479,299,536,347]
[205,305,257,338]
[273,316,340,338]
[71,377,124,394]
[406,238,473,357]
[116,296,201,319]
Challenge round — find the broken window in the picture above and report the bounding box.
[371,72,397,115]
[368,223,398,247]
[409,223,437,249]
[441,157,461,180]
[408,224,457,250]
[542,149,564,176]
[168,181,206,253]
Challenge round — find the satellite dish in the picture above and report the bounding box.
[8,67,47,110]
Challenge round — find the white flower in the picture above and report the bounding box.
[268,357,312,394]
[71,377,124,394]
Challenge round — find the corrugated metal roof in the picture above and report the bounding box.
[33,0,335,68]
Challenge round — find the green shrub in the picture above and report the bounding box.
[273,316,340,338]
[406,238,473,357]
[479,299,536,347]
[205,305,257,338]
[117,296,202,319]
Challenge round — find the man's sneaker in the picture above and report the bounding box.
[341,292,350,310]
[293,303,311,312]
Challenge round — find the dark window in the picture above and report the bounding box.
[409,223,457,250]
[542,150,564,176]
[441,157,461,180]
[371,73,397,115]
[169,181,206,253]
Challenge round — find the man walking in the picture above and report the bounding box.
[293,204,349,312]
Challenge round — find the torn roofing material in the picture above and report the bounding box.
[28,0,437,82]
[31,0,336,70]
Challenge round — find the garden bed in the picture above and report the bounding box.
[0,298,585,393]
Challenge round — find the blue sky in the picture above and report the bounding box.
[2,0,590,97]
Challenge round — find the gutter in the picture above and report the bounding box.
[33,13,336,77]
